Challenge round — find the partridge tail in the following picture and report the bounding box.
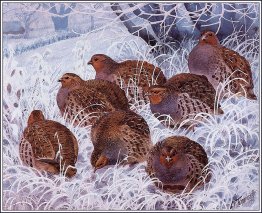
[38,159,60,169]
[39,159,60,165]
[35,159,60,175]
[246,88,257,100]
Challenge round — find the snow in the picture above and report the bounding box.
[2,23,260,211]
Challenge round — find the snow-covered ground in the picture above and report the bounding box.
[2,25,260,210]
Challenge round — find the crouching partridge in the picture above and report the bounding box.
[19,110,78,177]
[146,73,223,129]
[188,30,257,100]
[57,73,129,127]
[146,136,210,193]
[91,110,152,171]
[88,54,167,104]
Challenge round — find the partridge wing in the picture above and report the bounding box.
[44,120,78,165]
[66,88,115,126]
[119,60,166,87]
[185,141,208,166]
[85,80,129,110]
[122,111,150,137]
[185,154,208,189]
[177,92,213,124]
[168,73,217,109]
[222,47,254,88]
[118,112,151,162]
[22,125,56,161]
[146,140,164,177]
[19,137,37,167]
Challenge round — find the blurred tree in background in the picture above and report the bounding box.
[111,3,259,46]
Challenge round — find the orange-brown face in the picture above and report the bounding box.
[28,110,45,125]
[159,146,179,169]
[58,73,82,88]
[146,87,167,105]
[88,54,108,72]
[199,31,219,45]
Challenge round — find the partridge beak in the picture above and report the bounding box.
[58,78,62,82]
[87,60,93,65]
[165,156,172,162]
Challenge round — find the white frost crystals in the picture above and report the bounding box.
[2,3,260,210]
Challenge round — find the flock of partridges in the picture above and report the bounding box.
[19,31,257,194]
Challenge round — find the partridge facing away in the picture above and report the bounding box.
[146,136,210,193]
[19,110,78,178]
[88,54,167,103]
[146,73,223,129]
[91,110,152,171]
[57,73,129,127]
[188,30,257,100]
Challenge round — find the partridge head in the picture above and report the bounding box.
[146,86,169,105]
[88,54,116,73]
[58,73,83,89]
[27,109,45,125]
[199,31,220,46]
[159,146,181,168]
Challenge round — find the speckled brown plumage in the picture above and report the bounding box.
[88,54,167,104]
[90,110,152,171]
[188,30,256,100]
[147,73,223,129]
[19,110,78,178]
[56,73,129,127]
[146,136,210,194]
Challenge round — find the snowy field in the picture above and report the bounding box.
[2,25,260,210]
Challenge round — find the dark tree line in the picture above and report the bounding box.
[111,3,259,46]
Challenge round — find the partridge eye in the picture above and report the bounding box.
[65,77,69,79]
[94,58,98,61]
[208,33,213,36]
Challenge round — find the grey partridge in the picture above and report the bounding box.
[88,54,167,104]
[19,110,78,178]
[188,30,257,100]
[146,136,210,194]
[91,110,152,171]
[146,73,224,129]
[57,73,129,127]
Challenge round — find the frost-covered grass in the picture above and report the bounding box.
[2,26,260,211]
